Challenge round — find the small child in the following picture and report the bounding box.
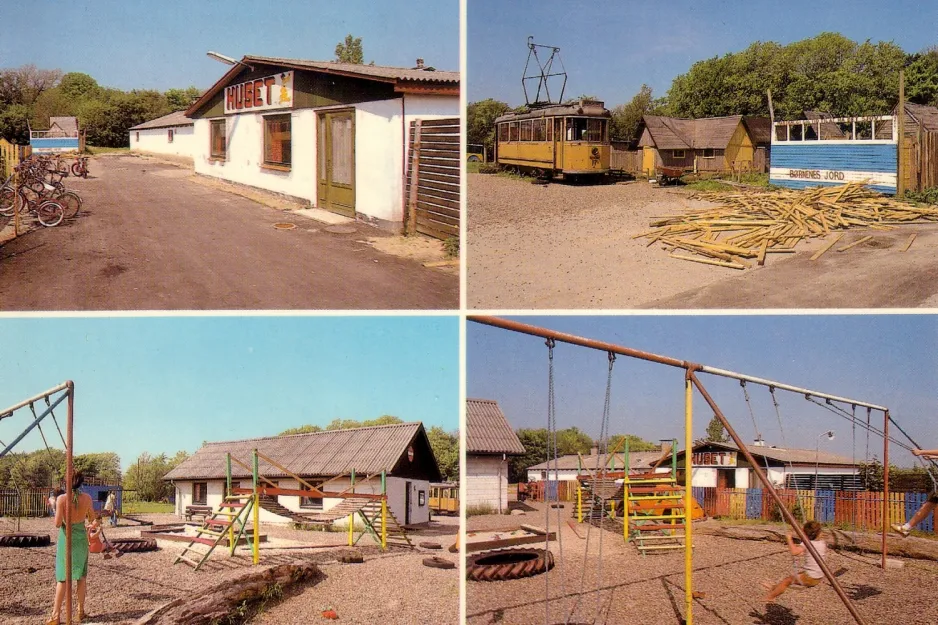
[762,520,827,602]
[892,448,938,537]
[88,512,123,559]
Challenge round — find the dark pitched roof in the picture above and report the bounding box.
[803,110,847,138]
[129,110,193,131]
[743,116,772,145]
[903,102,938,132]
[186,55,458,117]
[682,440,857,466]
[465,399,525,455]
[527,451,664,472]
[640,115,745,150]
[164,422,440,481]
[48,117,78,136]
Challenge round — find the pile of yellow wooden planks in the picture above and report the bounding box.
[637,183,938,269]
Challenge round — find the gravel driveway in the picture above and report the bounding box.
[466,502,938,625]
[467,174,938,309]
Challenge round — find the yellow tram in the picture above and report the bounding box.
[428,482,459,515]
[495,99,611,180]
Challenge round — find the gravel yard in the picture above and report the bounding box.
[0,513,458,625]
[467,174,938,309]
[466,502,938,625]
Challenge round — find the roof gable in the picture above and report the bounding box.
[641,114,747,150]
[164,422,441,482]
[466,399,525,455]
[129,110,193,131]
[902,102,938,132]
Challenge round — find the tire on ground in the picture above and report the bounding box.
[0,533,52,547]
[111,538,158,552]
[419,541,442,550]
[466,548,554,582]
[422,556,455,569]
[339,552,364,564]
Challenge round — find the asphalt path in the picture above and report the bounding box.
[0,156,458,310]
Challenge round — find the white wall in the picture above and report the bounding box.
[466,455,509,513]
[526,468,580,482]
[130,125,195,161]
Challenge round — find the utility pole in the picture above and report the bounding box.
[897,70,906,197]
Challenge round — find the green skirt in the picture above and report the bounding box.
[55,522,89,583]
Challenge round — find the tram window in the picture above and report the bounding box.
[520,120,533,141]
[498,123,509,142]
[546,119,553,141]
[533,118,546,141]
[586,119,604,142]
[566,118,586,141]
[509,122,520,142]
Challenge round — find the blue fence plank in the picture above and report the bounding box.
[746,488,762,519]
[906,492,934,533]
[692,486,706,507]
[815,490,836,523]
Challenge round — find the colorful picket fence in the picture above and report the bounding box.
[525,480,579,502]
[692,487,931,533]
[0,488,52,518]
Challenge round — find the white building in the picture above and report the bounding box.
[526,449,669,483]
[163,422,442,527]
[465,399,525,514]
[128,111,195,162]
[676,440,861,490]
[184,55,459,231]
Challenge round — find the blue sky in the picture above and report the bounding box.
[468,0,938,106]
[468,315,938,467]
[0,0,459,91]
[0,316,459,470]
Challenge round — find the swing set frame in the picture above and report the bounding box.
[468,316,918,625]
[0,382,76,625]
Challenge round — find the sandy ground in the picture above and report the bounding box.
[466,174,938,309]
[0,513,459,625]
[466,502,938,625]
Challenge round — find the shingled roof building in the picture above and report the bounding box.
[164,422,442,526]
[466,399,525,513]
[636,114,759,175]
[129,110,195,162]
[184,55,459,230]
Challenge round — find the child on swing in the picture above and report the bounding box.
[892,447,938,537]
[762,520,828,602]
[87,511,122,559]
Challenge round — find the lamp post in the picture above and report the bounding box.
[206,51,254,71]
[815,430,836,493]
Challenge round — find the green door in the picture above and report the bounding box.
[317,111,355,217]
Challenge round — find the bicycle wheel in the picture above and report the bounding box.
[0,185,15,217]
[71,163,83,177]
[37,200,64,227]
[57,191,82,219]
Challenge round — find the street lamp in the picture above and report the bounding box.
[815,430,835,493]
[206,51,254,71]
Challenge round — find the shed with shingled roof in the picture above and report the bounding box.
[636,114,760,175]
[466,399,524,513]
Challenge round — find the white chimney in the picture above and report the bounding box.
[590,446,599,456]
[415,58,425,69]
[753,437,766,447]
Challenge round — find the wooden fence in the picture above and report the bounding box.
[405,118,460,240]
[610,146,643,173]
[523,480,579,502]
[0,138,31,180]
[0,488,52,518]
[692,487,933,533]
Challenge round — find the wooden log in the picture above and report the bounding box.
[694,523,938,562]
[902,233,917,252]
[838,235,873,252]
[669,253,747,269]
[134,563,323,625]
[810,234,844,261]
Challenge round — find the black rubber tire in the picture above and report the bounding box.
[37,200,65,227]
[0,533,51,547]
[423,556,455,569]
[339,552,364,564]
[466,548,554,582]
[57,191,82,219]
[419,541,443,550]
[0,186,15,217]
[111,538,158,552]
[71,163,83,177]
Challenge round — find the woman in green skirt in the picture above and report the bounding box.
[49,472,94,625]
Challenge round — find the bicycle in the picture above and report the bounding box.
[71,156,90,178]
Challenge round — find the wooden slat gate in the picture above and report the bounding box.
[405,118,460,240]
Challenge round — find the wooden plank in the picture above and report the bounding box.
[901,233,917,252]
[810,234,844,261]
[668,253,747,269]
[416,192,459,211]
[838,235,873,252]
[416,202,460,220]
[757,239,768,266]
[406,120,422,235]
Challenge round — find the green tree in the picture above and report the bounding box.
[705,415,728,443]
[74,452,121,483]
[124,451,188,502]
[607,433,659,453]
[58,72,99,101]
[907,47,938,107]
[427,426,458,482]
[165,86,201,111]
[0,103,31,143]
[280,415,404,436]
[467,98,510,151]
[279,424,324,435]
[609,84,655,142]
[335,34,364,64]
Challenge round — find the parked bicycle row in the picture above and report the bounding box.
[0,154,89,228]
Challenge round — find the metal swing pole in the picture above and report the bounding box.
[65,381,75,625]
[683,371,694,625]
[882,411,890,570]
[690,372,867,625]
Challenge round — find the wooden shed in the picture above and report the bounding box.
[465,399,525,514]
[636,114,756,176]
[898,102,938,193]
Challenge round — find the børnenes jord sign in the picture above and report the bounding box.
[224,70,294,114]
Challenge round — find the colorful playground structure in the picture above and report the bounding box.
[174,449,412,571]
[574,439,705,555]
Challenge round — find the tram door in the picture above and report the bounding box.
[553,118,564,172]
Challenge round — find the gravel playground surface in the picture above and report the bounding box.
[0,514,459,625]
[466,502,938,625]
[466,174,938,309]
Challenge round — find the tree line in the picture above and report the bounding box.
[0,64,200,148]
[468,33,938,150]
